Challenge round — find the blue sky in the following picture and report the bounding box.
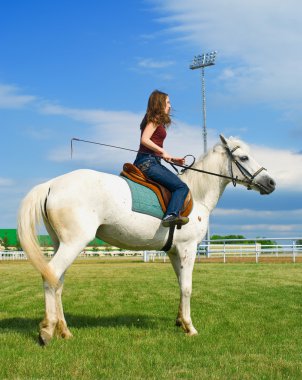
[1,0,302,238]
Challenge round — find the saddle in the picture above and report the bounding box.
[120,163,193,217]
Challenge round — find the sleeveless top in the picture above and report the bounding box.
[139,125,167,155]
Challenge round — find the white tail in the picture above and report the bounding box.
[18,182,58,288]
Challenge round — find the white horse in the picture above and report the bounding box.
[18,135,275,345]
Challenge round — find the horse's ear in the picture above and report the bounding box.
[219,134,228,146]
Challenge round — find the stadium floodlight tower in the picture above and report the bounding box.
[190,51,217,154]
[190,51,217,255]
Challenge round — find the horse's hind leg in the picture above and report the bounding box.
[39,281,57,346]
[39,218,60,345]
[39,239,94,345]
[48,274,72,340]
[38,206,99,345]
[40,273,72,345]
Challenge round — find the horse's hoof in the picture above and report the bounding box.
[38,331,52,346]
[55,321,73,340]
[175,319,182,327]
[61,330,73,340]
[186,329,198,337]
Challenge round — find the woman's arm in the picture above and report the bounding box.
[141,122,185,164]
[141,122,172,160]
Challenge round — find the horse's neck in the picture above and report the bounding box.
[182,151,228,213]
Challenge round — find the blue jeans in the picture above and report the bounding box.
[134,153,189,217]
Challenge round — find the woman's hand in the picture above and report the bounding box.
[171,157,186,165]
[161,150,173,161]
[162,152,186,165]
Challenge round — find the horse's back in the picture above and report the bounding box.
[51,168,117,184]
[49,169,125,195]
[46,169,131,219]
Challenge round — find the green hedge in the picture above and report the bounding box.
[0,229,107,248]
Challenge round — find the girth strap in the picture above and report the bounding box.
[161,225,176,252]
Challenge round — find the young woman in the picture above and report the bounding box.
[134,90,190,227]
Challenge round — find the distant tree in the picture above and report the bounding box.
[210,235,277,246]
[211,235,246,244]
[296,239,302,246]
[254,237,277,246]
[15,238,23,251]
[2,236,9,250]
[38,235,52,247]
[91,239,99,251]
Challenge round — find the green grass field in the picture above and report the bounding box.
[1,259,302,379]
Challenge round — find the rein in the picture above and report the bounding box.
[70,137,266,190]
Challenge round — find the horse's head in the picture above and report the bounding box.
[219,135,276,195]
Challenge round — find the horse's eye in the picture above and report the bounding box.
[240,156,248,162]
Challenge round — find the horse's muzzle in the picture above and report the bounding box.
[258,176,276,195]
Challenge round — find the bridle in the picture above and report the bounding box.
[223,142,267,191]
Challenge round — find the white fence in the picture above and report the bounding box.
[0,250,143,260]
[1,237,302,263]
[0,250,27,260]
[197,237,302,263]
[143,238,302,263]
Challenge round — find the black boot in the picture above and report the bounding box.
[162,214,189,228]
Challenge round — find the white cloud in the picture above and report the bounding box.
[151,0,302,105]
[137,58,175,69]
[131,58,175,80]
[240,224,302,233]
[44,103,143,170]
[211,222,302,237]
[213,208,302,219]
[40,103,140,125]
[0,177,14,187]
[26,127,54,140]
[164,119,217,158]
[250,145,302,191]
[211,208,302,237]
[0,177,51,228]
[0,84,36,108]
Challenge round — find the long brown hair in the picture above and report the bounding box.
[140,90,171,130]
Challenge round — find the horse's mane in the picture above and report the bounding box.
[182,136,250,200]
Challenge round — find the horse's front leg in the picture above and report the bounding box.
[169,245,198,336]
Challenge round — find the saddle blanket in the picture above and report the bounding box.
[122,177,164,219]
